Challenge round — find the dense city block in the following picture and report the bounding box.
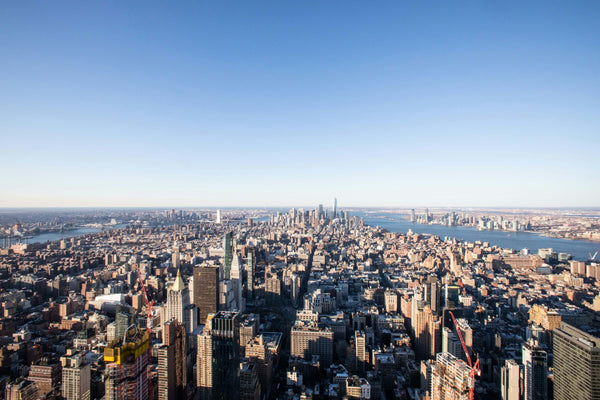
[0,206,599,400]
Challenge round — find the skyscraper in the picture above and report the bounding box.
[104,328,150,400]
[115,311,135,341]
[355,330,368,372]
[158,320,187,400]
[172,246,180,270]
[333,198,337,219]
[246,247,255,301]
[553,322,600,400]
[444,284,460,309]
[424,276,440,314]
[61,350,91,400]
[500,359,521,400]
[193,264,219,324]
[230,253,244,310]
[166,268,191,330]
[216,209,221,224]
[223,232,233,280]
[411,301,441,359]
[196,312,240,400]
[522,339,547,400]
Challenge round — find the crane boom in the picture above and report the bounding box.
[449,311,472,367]
[449,311,479,400]
[134,263,154,332]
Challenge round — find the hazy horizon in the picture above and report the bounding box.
[1,204,600,212]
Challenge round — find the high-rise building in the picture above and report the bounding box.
[291,321,334,369]
[430,352,472,400]
[104,327,150,400]
[411,301,441,359]
[442,327,464,361]
[197,312,240,400]
[411,209,416,223]
[61,350,91,400]
[355,330,368,372]
[158,320,187,400]
[424,276,440,314]
[197,332,212,399]
[240,314,259,356]
[172,246,180,270]
[219,279,237,311]
[553,322,600,400]
[115,311,135,340]
[384,289,398,313]
[245,334,273,399]
[239,361,261,400]
[230,254,244,312]
[246,248,255,301]
[216,209,221,224]
[223,232,233,279]
[522,339,547,400]
[166,269,193,332]
[333,198,337,219]
[193,264,219,324]
[265,269,282,306]
[500,359,521,400]
[444,284,460,309]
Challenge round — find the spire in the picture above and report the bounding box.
[171,268,185,292]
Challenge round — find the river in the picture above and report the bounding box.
[12,224,129,245]
[356,212,600,262]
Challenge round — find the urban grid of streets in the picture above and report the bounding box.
[0,206,599,399]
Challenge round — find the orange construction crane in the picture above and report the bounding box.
[134,263,154,399]
[449,311,480,400]
[134,263,155,332]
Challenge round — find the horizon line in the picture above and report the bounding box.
[1,205,600,211]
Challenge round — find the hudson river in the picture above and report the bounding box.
[357,212,599,262]
[23,224,128,245]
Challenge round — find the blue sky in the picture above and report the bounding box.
[1,1,599,208]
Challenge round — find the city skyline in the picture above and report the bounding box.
[1,1,599,208]
[1,205,600,399]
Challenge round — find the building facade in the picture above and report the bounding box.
[61,350,91,400]
[522,339,547,400]
[194,264,219,324]
[104,328,150,400]
[553,322,600,400]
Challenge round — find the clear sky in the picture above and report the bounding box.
[1,1,599,208]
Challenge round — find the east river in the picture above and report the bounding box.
[357,212,599,262]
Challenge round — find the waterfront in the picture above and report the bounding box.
[26,228,103,244]
[358,212,600,261]
[7,224,129,245]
